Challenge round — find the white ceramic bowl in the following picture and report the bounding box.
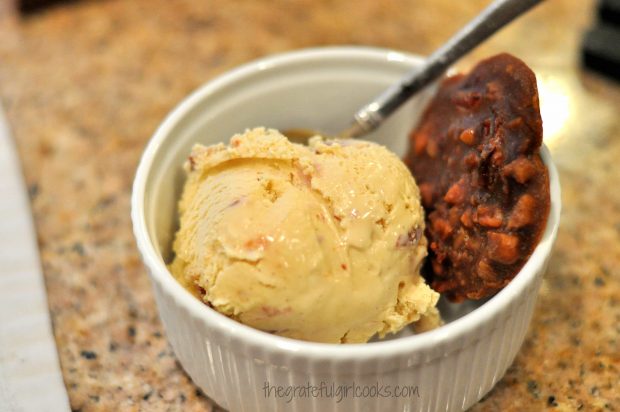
[132,46,561,412]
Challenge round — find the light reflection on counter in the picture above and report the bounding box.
[537,74,571,148]
[535,67,617,155]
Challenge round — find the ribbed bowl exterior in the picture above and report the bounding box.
[147,261,546,412]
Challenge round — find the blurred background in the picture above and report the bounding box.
[0,0,618,411]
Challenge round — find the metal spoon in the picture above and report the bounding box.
[285,0,544,141]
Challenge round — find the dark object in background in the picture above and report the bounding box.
[18,0,78,14]
[599,0,620,25]
[582,0,620,80]
[583,25,620,80]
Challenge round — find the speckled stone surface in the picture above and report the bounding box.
[0,0,618,410]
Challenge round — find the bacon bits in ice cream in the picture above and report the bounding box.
[169,128,439,343]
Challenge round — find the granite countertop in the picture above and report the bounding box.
[0,0,618,410]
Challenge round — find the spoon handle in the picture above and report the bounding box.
[343,0,544,138]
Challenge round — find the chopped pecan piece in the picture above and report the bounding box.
[503,157,537,184]
[444,178,467,204]
[459,128,476,145]
[507,194,537,229]
[487,232,519,264]
[476,205,504,228]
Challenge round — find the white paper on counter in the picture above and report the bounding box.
[0,107,71,412]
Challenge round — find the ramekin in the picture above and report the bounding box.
[131,46,561,412]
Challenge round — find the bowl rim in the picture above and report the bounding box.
[131,45,561,361]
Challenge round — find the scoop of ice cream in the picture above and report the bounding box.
[169,127,439,343]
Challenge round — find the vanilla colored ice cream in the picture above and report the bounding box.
[169,128,439,343]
